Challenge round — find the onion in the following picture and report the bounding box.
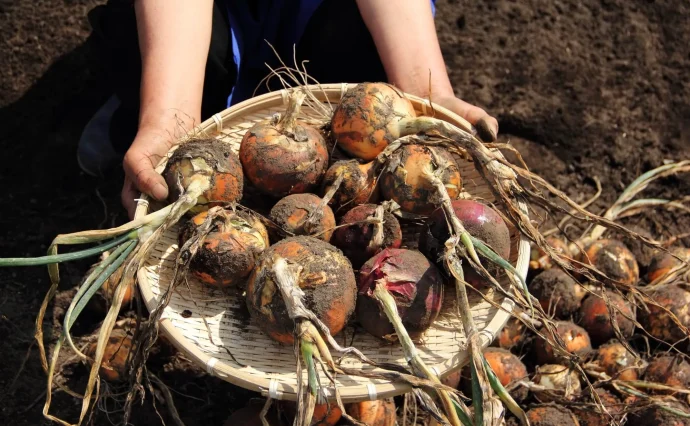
[534,364,581,402]
[646,247,690,283]
[629,399,690,426]
[379,144,462,215]
[281,401,342,426]
[331,82,417,161]
[239,90,329,198]
[356,248,445,342]
[643,355,690,392]
[494,315,529,351]
[331,204,402,269]
[570,388,623,426]
[178,208,269,288]
[245,236,356,345]
[530,236,570,271]
[596,339,644,381]
[577,289,635,346]
[535,321,592,364]
[461,347,529,403]
[268,193,336,242]
[85,327,132,383]
[578,239,640,286]
[163,137,244,214]
[419,199,511,288]
[320,159,379,211]
[638,284,690,349]
[525,404,580,426]
[345,398,396,426]
[529,268,586,319]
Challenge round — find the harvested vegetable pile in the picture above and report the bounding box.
[1,72,689,426]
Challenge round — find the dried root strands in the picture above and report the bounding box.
[331,204,402,269]
[380,144,463,215]
[530,236,570,272]
[268,193,336,242]
[178,207,269,288]
[356,248,444,342]
[240,89,329,198]
[320,159,379,211]
[529,268,586,319]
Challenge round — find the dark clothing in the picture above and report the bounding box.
[87,0,435,154]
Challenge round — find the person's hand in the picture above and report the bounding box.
[434,94,499,143]
[121,125,175,219]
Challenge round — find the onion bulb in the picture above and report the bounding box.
[268,193,336,242]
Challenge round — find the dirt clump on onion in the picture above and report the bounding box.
[268,193,336,242]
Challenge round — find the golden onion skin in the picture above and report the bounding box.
[331,82,416,161]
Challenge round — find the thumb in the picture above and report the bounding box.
[122,146,169,202]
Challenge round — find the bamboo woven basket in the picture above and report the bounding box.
[134,83,530,403]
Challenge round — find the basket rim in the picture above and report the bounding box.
[133,83,530,402]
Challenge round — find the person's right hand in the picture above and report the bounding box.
[121,125,175,219]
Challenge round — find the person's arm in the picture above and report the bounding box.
[355,0,498,141]
[121,0,214,218]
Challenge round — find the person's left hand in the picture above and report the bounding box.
[434,95,499,143]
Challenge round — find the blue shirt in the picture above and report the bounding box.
[225,0,437,107]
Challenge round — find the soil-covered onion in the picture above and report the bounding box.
[239,91,329,198]
[281,401,342,426]
[85,327,132,383]
[637,284,690,349]
[380,144,462,215]
[526,404,580,426]
[419,199,511,288]
[331,204,402,269]
[577,289,635,346]
[320,159,379,211]
[356,248,444,342]
[578,239,640,286]
[268,193,336,242]
[178,208,269,288]
[461,347,529,402]
[570,388,623,426]
[533,364,582,402]
[163,138,244,214]
[530,268,586,319]
[629,399,690,426]
[530,236,570,271]
[646,247,690,283]
[535,321,592,364]
[494,315,529,350]
[596,339,644,381]
[245,236,357,345]
[331,82,417,161]
[345,398,396,426]
[643,355,690,391]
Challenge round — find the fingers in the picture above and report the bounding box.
[121,177,139,220]
[437,96,499,142]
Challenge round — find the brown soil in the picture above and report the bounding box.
[1,0,690,424]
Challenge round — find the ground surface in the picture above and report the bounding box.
[1,0,689,425]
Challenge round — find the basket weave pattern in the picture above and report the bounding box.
[135,84,530,402]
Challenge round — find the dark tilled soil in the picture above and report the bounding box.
[1,0,689,425]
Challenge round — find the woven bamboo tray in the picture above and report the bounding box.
[134,83,530,403]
